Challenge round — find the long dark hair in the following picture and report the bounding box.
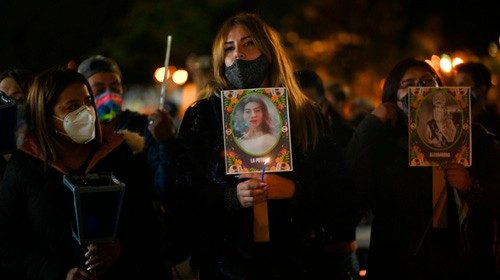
[382,58,443,103]
[25,67,101,164]
[204,12,325,151]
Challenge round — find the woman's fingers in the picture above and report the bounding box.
[85,253,105,267]
[443,163,471,191]
[240,193,267,207]
[84,242,122,271]
[237,179,268,207]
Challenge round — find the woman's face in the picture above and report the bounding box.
[0,77,24,103]
[397,66,438,111]
[52,83,93,133]
[243,101,263,129]
[224,24,262,67]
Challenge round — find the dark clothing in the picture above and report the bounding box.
[145,132,175,203]
[170,95,348,279]
[323,104,354,150]
[0,156,6,182]
[345,114,500,280]
[476,109,500,142]
[322,104,359,279]
[145,133,190,265]
[0,132,169,279]
[115,108,184,266]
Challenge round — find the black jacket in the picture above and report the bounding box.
[0,132,168,279]
[169,95,349,278]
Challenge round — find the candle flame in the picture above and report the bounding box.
[264,158,270,164]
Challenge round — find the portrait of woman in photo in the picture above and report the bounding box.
[234,95,278,155]
[425,92,457,148]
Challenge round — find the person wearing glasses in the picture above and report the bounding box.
[345,58,500,279]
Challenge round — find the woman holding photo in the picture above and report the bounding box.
[170,12,352,279]
[345,58,500,279]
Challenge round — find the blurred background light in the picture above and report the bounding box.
[172,69,188,85]
[154,66,176,82]
[439,54,452,73]
[488,42,498,57]
[452,57,464,68]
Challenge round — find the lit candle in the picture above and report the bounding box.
[260,158,270,182]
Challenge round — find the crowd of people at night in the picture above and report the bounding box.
[0,12,499,280]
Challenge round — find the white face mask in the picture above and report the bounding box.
[54,105,96,144]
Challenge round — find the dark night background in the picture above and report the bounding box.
[1,0,498,90]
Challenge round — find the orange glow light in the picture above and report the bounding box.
[452,57,464,68]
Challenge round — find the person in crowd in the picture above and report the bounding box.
[454,62,500,140]
[293,69,324,104]
[77,54,176,193]
[169,13,349,279]
[345,58,500,279]
[0,67,170,279]
[79,55,182,272]
[77,56,148,135]
[295,70,354,149]
[0,69,34,104]
[235,95,278,155]
[295,69,359,278]
[0,69,35,181]
[324,83,349,123]
[348,97,374,128]
[425,92,457,148]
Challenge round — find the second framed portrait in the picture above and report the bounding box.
[408,87,471,166]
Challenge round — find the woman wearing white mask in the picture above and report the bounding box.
[0,68,170,280]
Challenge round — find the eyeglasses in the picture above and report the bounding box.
[399,76,438,90]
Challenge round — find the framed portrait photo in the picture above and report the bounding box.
[408,87,471,167]
[221,87,293,175]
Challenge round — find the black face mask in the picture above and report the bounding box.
[224,55,269,89]
[398,94,409,114]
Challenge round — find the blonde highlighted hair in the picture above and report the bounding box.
[202,13,323,151]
